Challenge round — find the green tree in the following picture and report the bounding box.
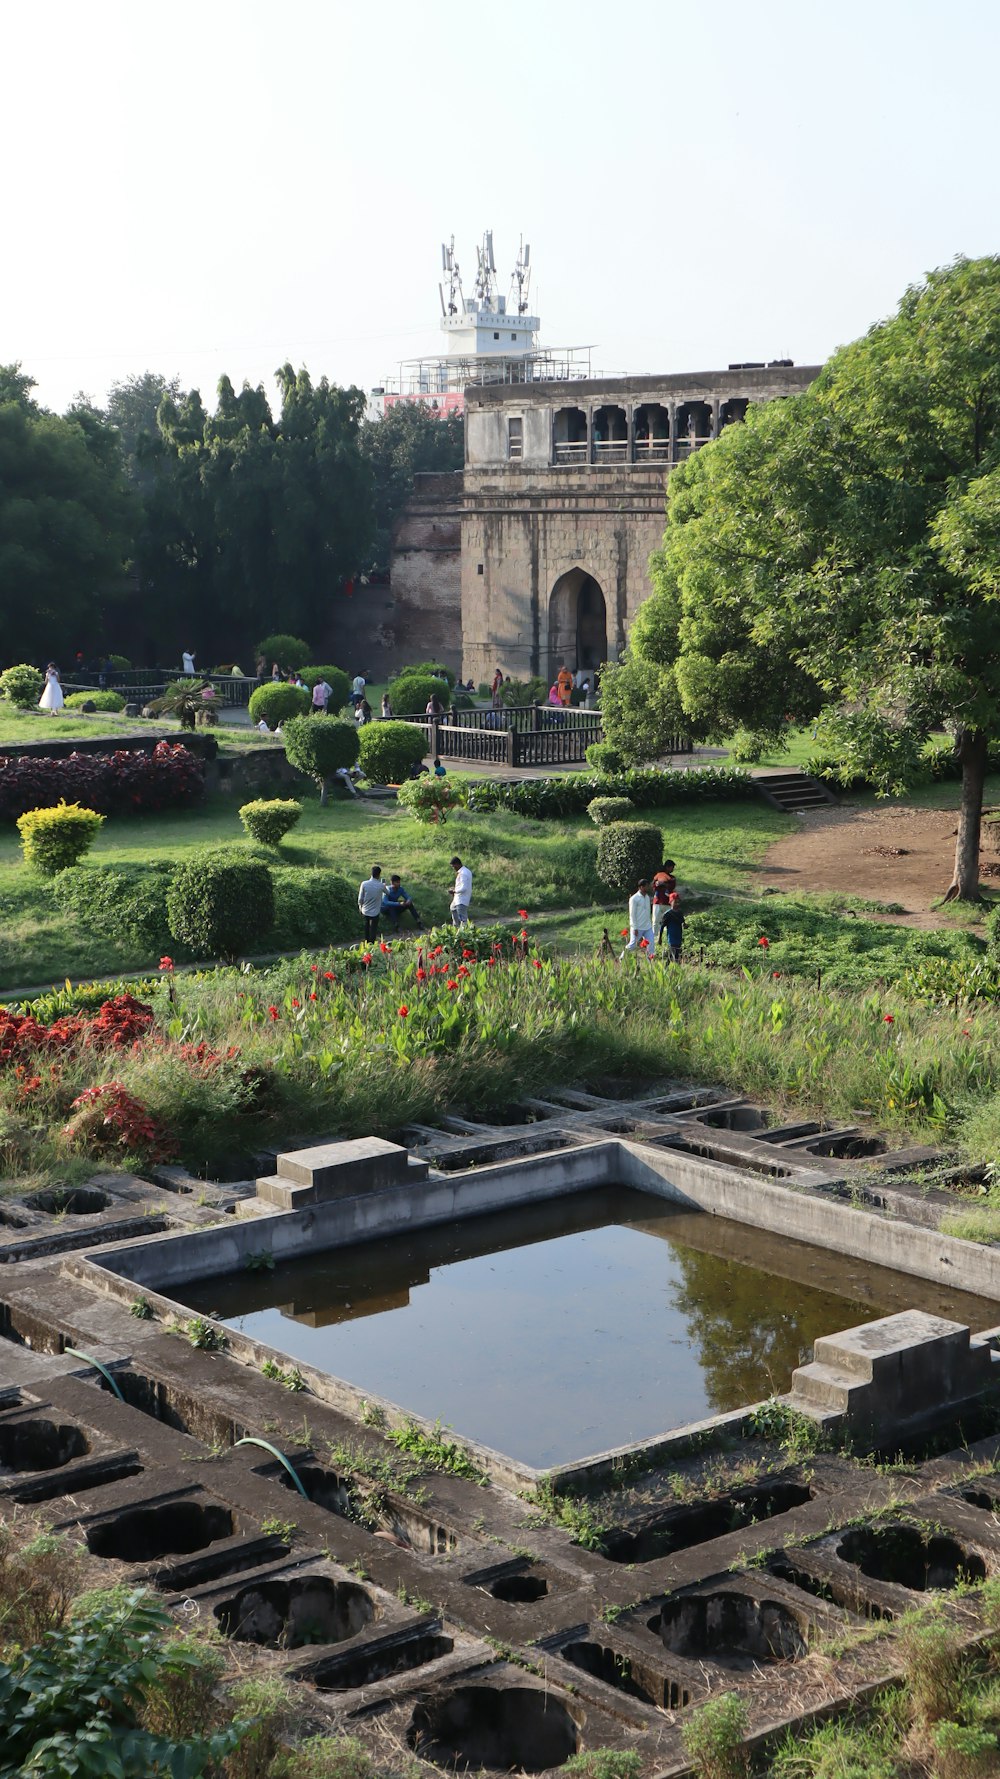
[105,370,181,488]
[359,400,464,573]
[0,365,132,661]
[606,256,1000,899]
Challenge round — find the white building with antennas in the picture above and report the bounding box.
[368,232,590,418]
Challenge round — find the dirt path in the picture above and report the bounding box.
[759,800,993,927]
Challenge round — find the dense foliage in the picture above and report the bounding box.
[63,690,127,712]
[465,765,753,819]
[238,798,303,846]
[282,715,359,803]
[587,796,635,826]
[0,664,44,708]
[17,802,105,875]
[166,853,276,959]
[357,721,426,784]
[247,682,311,728]
[255,633,312,670]
[0,741,204,822]
[595,821,664,896]
[387,673,451,715]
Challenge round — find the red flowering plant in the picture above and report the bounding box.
[61,1082,175,1161]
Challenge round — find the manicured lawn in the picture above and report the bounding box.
[0,792,790,993]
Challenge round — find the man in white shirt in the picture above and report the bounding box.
[358,865,384,941]
[621,878,655,959]
[350,673,366,708]
[450,855,473,926]
[311,678,332,713]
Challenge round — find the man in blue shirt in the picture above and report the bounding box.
[381,874,424,931]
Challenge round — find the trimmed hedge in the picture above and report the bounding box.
[17,802,105,875]
[465,765,754,820]
[585,742,623,773]
[399,659,457,689]
[270,867,358,949]
[167,853,275,960]
[298,666,350,710]
[389,673,452,715]
[247,682,311,728]
[282,715,359,803]
[255,633,311,670]
[63,690,127,713]
[53,863,176,953]
[358,722,426,785]
[239,799,303,846]
[587,796,635,827]
[0,741,204,823]
[0,664,44,708]
[596,822,664,897]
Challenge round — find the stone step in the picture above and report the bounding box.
[787,1361,862,1414]
[257,1137,428,1210]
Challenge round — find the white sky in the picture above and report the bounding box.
[6,0,999,414]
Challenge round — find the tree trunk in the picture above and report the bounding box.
[943,728,988,901]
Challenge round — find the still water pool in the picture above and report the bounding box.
[186,1188,999,1468]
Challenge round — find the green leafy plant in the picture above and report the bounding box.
[17,800,105,875]
[587,795,635,827]
[166,852,275,960]
[239,798,303,846]
[681,1693,750,1779]
[64,689,127,712]
[388,672,452,714]
[396,776,467,822]
[259,1517,297,1541]
[245,1250,275,1272]
[268,1735,377,1779]
[255,633,311,670]
[387,1418,486,1481]
[585,742,623,773]
[247,681,311,729]
[282,715,360,805]
[595,820,664,897]
[0,663,44,708]
[261,1358,307,1391]
[564,1754,643,1779]
[357,720,426,784]
[186,1315,226,1351]
[130,1295,153,1319]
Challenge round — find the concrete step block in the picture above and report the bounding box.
[257,1137,428,1209]
[788,1362,861,1414]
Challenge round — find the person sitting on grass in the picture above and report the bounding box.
[621,878,655,960]
[663,891,686,964]
[381,874,424,931]
[433,756,447,778]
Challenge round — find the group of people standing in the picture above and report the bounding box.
[357,857,473,941]
[622,860,686,962]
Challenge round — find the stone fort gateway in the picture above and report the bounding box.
[387,361,819,687]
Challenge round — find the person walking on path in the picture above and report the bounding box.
[358,865,384,941]
[557,664,574,707]
[651,859,677,949]
[663,892,686,964]
[38,663,65,713]
[350,673,366,708]
[491,666,503,708]
[380,692,392,719]
[621,878,655,959]
[450,855,472,926]
[311,676,332,714]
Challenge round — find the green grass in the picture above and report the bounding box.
[0,793,789,993]
[0,708,153,744]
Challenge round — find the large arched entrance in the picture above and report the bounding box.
[548,568,608,685]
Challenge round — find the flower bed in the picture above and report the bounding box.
[0,741,204,821]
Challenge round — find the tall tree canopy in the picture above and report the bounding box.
[0,365,132,662]
[105,371,181,489]
[359,401,464,574]
[603,256,1000,899]
[139,365,372,661]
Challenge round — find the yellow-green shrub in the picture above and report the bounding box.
[16,802,105,875]
[239,799,303,846]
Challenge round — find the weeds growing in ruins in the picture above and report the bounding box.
[682,1693,750,1779]
[563,1751,643,1779]
[386,1418,487,1483]
[526,1480,609,1552]
[186,1314,227,1351]
[0,1524,85,1651]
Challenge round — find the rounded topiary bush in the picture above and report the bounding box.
[255,634,311,671]
[728,727,769,764]
[596,821,664,898]
[282,715,360,804]
[587,796,636,827]
[400,659,457,689]
[586,742,623,773]
[17,802,106,875]
[166,853,275,959]
[298,666,350,710]
[107,654,132,670]
[247,682,311,729]
[389,673,452,715]
[239,798,303,846]
[358,721,426,785]
[0,664,44,708]
[63,689,127,713]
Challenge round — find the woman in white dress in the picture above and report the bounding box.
[38,663,65,714]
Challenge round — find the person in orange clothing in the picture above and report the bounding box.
[556,664,574,707]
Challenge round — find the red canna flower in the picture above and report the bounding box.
[639,937,649,949]
[883,1013,895,1024]
[290,998,300,1008]
[620,929,629,938]
[159,956,174,971]
[267,1005,279,1021]
[772,970,782,979]
[323,971,335,981]
[362,953,372,966]
[379,941,390,954]
[416,967,427,981]
[486,958,495,967]
[309,992,317,1001]
[398,1005,409,1017]
[532,957,543,969]
[461,949,475,959]
[457,964,470,978]
[309,964,318,973]
[518,909,528,919]
[758,936,770,948]
[446,979,458,990]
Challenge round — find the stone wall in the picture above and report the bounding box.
[383,471,463,678]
